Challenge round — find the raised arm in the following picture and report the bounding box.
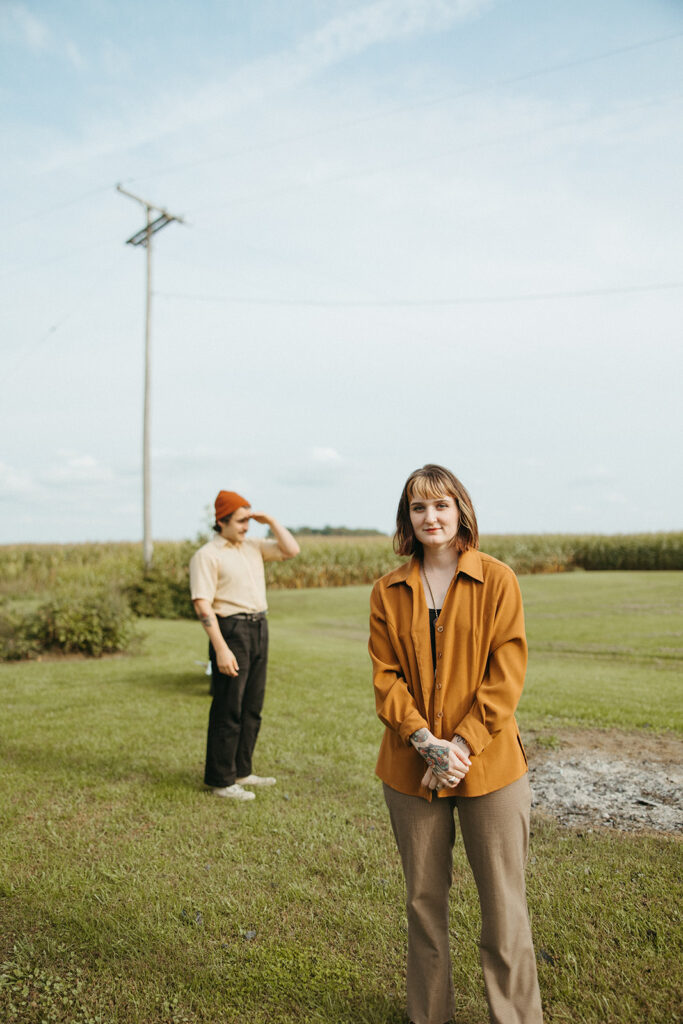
[249,513,300,559]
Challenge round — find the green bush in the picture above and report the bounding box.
[0,607,43,660]
[124,541,196,619]
[0,587,140,661]
[125,569,194,619]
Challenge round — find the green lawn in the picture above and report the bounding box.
[0,573,681,1023]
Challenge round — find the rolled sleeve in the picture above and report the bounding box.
[258,538,288,563]
[189,549,217,602]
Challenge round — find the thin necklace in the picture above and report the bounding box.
[422,565,439,620]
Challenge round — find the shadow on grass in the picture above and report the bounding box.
[113,666,212,698]
[2,739,203,793]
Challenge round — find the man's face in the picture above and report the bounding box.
[219,507,251,544]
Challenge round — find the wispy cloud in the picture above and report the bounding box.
[4,4,50,52]
[570,467,617,487]
[285,0,490,78]
[0,460,36,497]
[152,445,222,462]
[39,0,491,171]
[311,446,343,463]
[2,2,85,71]
[278,446,349,487]
[42,452,114,485]
[178,0,492,122]
[64,38,85,71]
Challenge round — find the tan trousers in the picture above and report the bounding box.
[383,776,543,1024]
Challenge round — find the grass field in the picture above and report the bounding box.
[1,573,681,1023]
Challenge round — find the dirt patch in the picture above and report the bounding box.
[526,729,683,834]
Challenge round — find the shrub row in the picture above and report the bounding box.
[0,587,139,661]
[0,534,680,642]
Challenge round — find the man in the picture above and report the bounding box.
[190,490,299,801]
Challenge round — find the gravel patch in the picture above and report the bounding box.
[530,755,683,833]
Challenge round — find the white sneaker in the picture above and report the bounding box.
[236,774,277,787]
[210,783,255,801]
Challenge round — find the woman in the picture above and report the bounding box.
[369,465,543,1024]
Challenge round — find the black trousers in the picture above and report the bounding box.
[204,614,269,788]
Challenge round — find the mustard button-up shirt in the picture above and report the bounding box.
[369,549,529,799]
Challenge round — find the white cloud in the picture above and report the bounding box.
[152,445,222,461]
[0,460,36,496]
[193,0,491,120]
[64,39,85,71]
[570,467,616,486]
[38,0,491,172]
[1,3,85,75]
[311,446,343,463]
[5,4,50,52]
[297,0,489,70]
[42,452,114,484]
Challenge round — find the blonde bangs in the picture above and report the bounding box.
[407,473,452,504]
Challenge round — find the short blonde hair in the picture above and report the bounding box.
[394,464,479,557]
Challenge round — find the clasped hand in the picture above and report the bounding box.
[410,728,471,791]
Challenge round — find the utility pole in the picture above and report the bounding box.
[117,184,183,570]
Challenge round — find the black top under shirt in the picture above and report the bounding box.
[429,608,441,670]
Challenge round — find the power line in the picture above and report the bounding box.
[154,280,683,309]
[3,255,127,381]
[124,28,683,189]
[192,93,682,215]
[4,314,75,380]
[2,26,681,231]
[0,184,113,232]
[0,238,115,281]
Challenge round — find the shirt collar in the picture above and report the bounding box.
[211,533,241,549]
[385,547,484,586]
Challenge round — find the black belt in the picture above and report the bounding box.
[219,611,266,622]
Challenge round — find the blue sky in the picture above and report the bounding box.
[1,0,682,543]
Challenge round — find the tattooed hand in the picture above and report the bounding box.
[410,728,450,772]
[410,728,471,788]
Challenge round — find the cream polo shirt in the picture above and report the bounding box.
[189,534,286,616]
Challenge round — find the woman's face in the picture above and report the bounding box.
[409,491,459,550]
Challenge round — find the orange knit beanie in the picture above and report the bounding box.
[214,490,249,521]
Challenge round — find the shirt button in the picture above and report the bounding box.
[436,683,442,690]
[436,711,443,718]
[437,625,444,632]
[437,652,442,659]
